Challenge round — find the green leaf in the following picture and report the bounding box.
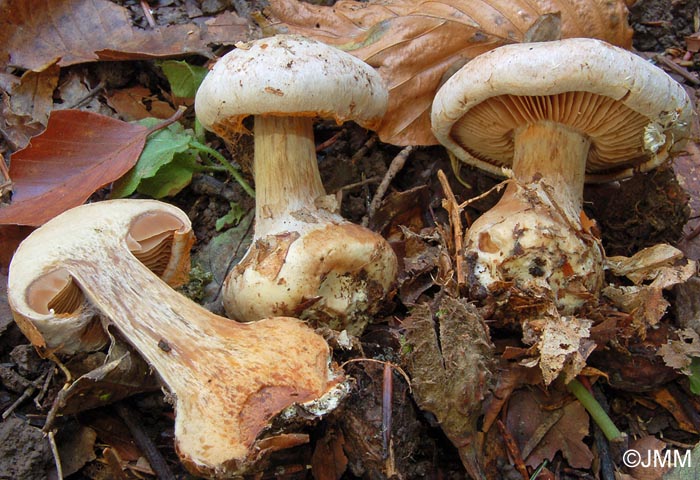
[215,202,246,231]
[111,118,193,198]
[159,60,209,98]
[136,150,198,198]
[688,358,700,395]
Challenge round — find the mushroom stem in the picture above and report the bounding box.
[8,200,343,477]
[462,122,603,312]
[512,121,589,221]
[254,115,325,233]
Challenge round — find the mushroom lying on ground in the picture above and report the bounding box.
[7,199,346,478]
[431,38,692,312]
[195,35,398,334]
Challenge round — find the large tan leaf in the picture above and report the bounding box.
[267,0,633,145]
[0,0,249,72]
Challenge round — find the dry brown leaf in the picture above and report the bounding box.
[0,0,249,72]
[607,244,687,284]
[659,329,700,373]
[627,436,673,480]
[105,86,177,121]
[0,66,60,149]
[267,0,633,145]
[505,389,593,470]
[521,309,594,384]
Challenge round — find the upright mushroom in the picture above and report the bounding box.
[431,38,692,312]
[195,35,398,333]
[7,199,345,478]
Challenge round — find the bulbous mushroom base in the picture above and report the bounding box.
[464,181,604,314]
[224,218,398,335]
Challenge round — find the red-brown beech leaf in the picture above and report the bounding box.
[0,110,150,226]
[0,0,249,72]
[267,0,633,146]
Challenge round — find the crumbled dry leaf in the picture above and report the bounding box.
[267,0,633,145]
[606,244,687,284]
[57,426,97,477]
[659,329,700,374]
[603,255,696,332]
[603,284,670,331]
[522,310,594,384]
[0,66,60,149]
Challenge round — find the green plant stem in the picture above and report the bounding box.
[567,378,623,442]
[189,140,255,198]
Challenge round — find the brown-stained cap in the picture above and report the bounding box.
[195,34,388,136]
[431,38,693,182]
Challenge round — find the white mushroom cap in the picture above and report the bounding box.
[195,34,389,136]
[431,38,693,182]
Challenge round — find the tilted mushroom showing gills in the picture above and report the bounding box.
[431,38,692,313]
[195,35,398,334]
[7,199,345,478]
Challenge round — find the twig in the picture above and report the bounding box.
[333,175,382,193]
[339,358,412,393]
[592,385,616,480]
[458,178,512,213]
[115,402,176,480]
[34,366,54,409]
[653,54,700,85]
[48,429,64,480]
[2,368,50,419]
[316,129,344,152]
[381,363,393,460]
[497,420,530,480]
[64,80,105,110]
[140,0,157,29]
[437,169,465,286]
[364,145,414,226]
[350,134,377,165]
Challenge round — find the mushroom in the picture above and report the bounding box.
[7,199,346,477]
[195,35,398,333]
[431,38,692,312]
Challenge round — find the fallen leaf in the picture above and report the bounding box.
[56,425,97,477]
[110,118,196,199]
[0,109,150,226]
[0,66,60,150]
[627,436,673,480]
[506,389,593,469]
[0,0,249,72]
[659,329,700,374]
[606,244,687,284]
[522,309,594,385]
[402,295,495,478]
[267,0,633,145]
[105,86,177,121]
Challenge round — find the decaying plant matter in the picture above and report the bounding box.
[266,0,634,145]
[7,199,346,478]
[195,35,398,334]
